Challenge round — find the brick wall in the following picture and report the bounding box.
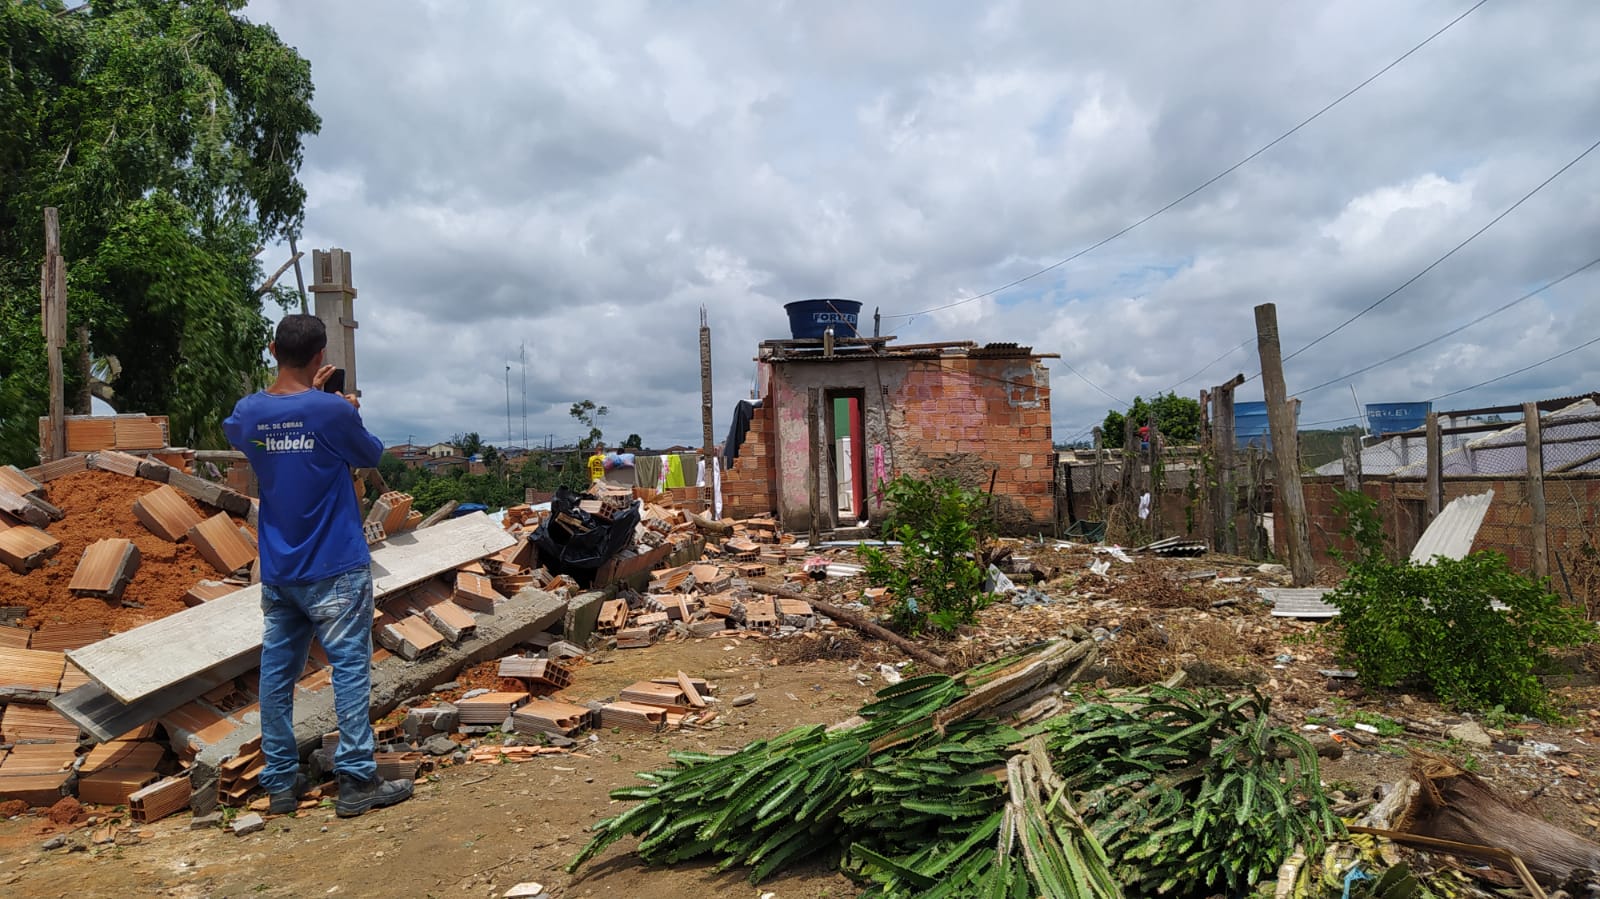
[887,357,1055,530]
[1286,475,1600,603]
[722,401,777,519]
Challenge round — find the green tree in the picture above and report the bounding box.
[570,400,607,451]
[1101,392,1202,449]
[450,432,484,458]
[624,433,643,450]
[0,0,320,464]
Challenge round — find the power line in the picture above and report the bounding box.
[1294,253,1600,396]
[1060,359,1128,406]
[881,0,1492,321]
[1426,332,1600,403]
[1164,338,1253,394]
[1279,136,1600,364]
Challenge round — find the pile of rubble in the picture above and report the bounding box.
[0,455,775,824]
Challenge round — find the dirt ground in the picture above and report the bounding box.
[4,543,1600,897]
[0,638,868,899]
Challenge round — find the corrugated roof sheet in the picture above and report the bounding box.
[1408,490,1494,564]
[1268,490,1493,618]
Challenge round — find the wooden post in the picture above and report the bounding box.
[1523,401,1548,579]
[1425,411,1442,520]
[41,208,67,462]
[1211,374,1244,555]
[700,307,714,510]
[1145,410,1161,532]
[1253,303,1313,586]
[807,387,821,542]
[1120,413,1140,507]
[1341,436,1362,493]
[1090,427,1104,519]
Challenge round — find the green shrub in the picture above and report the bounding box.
[860,476,989,636]
[1323,552,1595,718]
[1330,487,1386,566]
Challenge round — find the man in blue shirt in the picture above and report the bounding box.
[225,315,412,818]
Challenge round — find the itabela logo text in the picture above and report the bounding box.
[259,434,315,452]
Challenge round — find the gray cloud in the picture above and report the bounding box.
[246,0,1600,449]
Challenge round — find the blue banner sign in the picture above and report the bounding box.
[1366,402,1431,436]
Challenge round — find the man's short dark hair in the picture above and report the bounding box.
[274,315,327,368]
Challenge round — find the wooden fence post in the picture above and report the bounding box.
[1341,436,1362,493]
[1523,401,1547,580]
[1090,427,1104,519]
[1253,303,1313,586]
[1211,374,1245,555]
[41,208,67,462]
[1425,411,1442,520]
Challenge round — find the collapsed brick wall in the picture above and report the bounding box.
[1287,475,1600,607]
[721,401,777,520]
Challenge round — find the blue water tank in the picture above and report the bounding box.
[784,299,863,339]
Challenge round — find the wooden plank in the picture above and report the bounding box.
[66,513,515,704]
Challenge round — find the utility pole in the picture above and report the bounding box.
[520,341,527,450]
[1253,303,1313,586]
[504,364,512,450]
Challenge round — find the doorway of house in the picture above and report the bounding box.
[827,391,867,526]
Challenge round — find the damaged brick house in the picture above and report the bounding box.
[720,338,1058,533]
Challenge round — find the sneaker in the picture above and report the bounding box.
[335,774,413,818]
[267,773,310,815]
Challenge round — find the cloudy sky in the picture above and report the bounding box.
[242,0,1600,450]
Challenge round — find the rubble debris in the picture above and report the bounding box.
[1392,753,1600,887]
[131,484,205,543]
[456,692,529,725]
[748,582,951,671]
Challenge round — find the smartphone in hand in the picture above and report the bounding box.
[322,368,346,394]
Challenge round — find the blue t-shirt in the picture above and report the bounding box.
[224,389,384,586]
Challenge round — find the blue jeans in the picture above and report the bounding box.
[259,566,377,793]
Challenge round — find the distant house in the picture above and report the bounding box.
[426,443,458,458]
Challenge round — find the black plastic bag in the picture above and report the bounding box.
[532,487,640,586]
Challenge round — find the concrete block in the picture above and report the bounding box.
[563,591,607,645]
[189,811,223,830]
[136,460,172,482]
[230,812,264,835]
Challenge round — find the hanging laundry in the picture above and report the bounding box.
[712,458,723,519]
[722,400,759,470]
[633,454,662,489]
[664,454,686,489]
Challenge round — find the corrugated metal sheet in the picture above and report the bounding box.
[1265,587,1337,619]
[1268,491,1492,618]
[1408,489,1493,564]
